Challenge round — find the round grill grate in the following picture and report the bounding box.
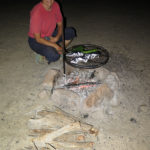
[65,44,109,69]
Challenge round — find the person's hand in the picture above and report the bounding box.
[55,45,63,54]
[50,36,58,43]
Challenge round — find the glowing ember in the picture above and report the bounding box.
[55,70,101,99]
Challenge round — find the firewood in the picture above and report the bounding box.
[29,129,53,137]
[28,117,60,130]
[46,141,94,149]
[29,108,98,136]
[52,107,99,135]
[28,111,74,130]
[28,108,98,149]
[37,109,75,124]
[33,122,81,148]
[54,132,85,143]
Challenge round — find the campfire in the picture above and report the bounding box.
[38,66,120,112]
[25,66,120,150]
[40,65,120,112]
[54,70,102,100]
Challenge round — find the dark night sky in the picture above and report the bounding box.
[0,0,149,23]
[1,0,149,7]
[2,0,149,7]
[1,0,149,13]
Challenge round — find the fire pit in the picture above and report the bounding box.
[41,67,120,115]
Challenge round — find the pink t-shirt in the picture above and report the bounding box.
[28,2,62,38]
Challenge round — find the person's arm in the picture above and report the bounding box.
[34,33,62,52]
[50,21,63,43]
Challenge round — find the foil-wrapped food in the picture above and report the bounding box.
[66,52,100,64]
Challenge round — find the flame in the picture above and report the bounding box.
[70,84,97,90]
[67,77,80,85]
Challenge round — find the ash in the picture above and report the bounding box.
[55,70,101,100]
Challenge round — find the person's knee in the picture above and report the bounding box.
[47,54,60,64]
[45,48,60,63]
[52,53,60,61]
[70,28,76,39]
[66,27,76,39]
[70,27,76,38]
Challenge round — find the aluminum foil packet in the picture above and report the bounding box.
[66,52,84,57]
[70,53,99,64]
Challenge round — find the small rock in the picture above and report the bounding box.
[94,67,110,81]
[85,84,114,108]
[1,118,5,121]
[83,114,89,118]
[42,69,59,90]
[130,118,137,123]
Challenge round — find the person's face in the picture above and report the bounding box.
[42,0,54,10]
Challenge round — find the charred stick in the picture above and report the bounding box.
[63,81,101,89]
[62,19,66,74]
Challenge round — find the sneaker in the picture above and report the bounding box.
[35,53,46,64]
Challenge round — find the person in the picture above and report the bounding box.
[28,0,76,64]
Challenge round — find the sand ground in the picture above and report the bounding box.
[0,0,150,149]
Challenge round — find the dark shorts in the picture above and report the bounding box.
[28,27,76,64]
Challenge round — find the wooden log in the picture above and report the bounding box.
[29,129,53,137]
[28,117,60,130]
[28,110,75,130]
[28,111,75,130]
[54,132,85,143]
[51,107,99,135]
[46,141,94,149]
[33,122,81,148]
[37,109,75,124]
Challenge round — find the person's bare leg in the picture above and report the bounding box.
[59,39,73,48]
[65,40,72,47]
